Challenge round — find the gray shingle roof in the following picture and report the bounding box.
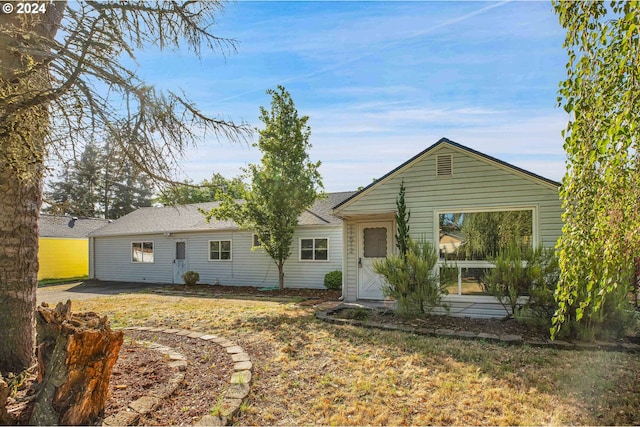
[40,215,111,238]
[89,192,356,237]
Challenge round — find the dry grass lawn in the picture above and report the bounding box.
[73,293,640,426]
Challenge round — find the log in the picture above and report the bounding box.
[0,376,10,424]
[29,301,123,426]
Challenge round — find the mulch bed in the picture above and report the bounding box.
[105,330,234,426]
[164,284,341,302]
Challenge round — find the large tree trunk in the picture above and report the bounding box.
[29,301,123,425]
[278,260,285,291]
[0,2,66,373]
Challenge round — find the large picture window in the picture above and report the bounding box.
[209,240,232,261]
[300,238,328,261]
[439,209,533,261]
[438,208,534,296]
[132,241,154,263]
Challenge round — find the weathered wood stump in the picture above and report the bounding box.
[29,301,123,426]
[0,376,10,424]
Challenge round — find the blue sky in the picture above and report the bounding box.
[136,1,568,192]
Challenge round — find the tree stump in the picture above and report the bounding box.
[29,301,123,425]
[0,376,10,424]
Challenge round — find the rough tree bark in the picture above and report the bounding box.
[29,301,123,426]
[0,376,9,424]
[0,1,67,373]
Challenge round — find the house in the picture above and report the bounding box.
[39,214,111,280]
[88,192,355,287]
[332,138,563,318]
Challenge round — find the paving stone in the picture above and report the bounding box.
[234,361,252,371]
[162,328,182,334]
[187,331,205,339]
[231,352,251,362]
[175,330,193,336]
[210,337,229,344]
[218,340,236,348]
[103,410,140,426]
[199,334,219,341]
[231,370,251,385]
[225,383,250,400]
[500,334,524,344]
[168,352,186,361]
[146,327,166,332]
[168,360,188,371]
[195,415,226,426]
[435,328,456,337]
[226,346,244,354]
[135,326,153,331]
[454,330,478,339]
[129,396,162,414]
[220,398,244,417]
[476,332,500,341]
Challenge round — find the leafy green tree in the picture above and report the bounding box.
[206,86,323,290]
[395,180,410,259]
[0,1,249,373]
[552,2,640,338]
[155,173,247,205]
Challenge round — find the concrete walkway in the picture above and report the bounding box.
[37,280,165,305]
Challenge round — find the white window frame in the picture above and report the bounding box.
[299,237,330,262]
[434,205,538,297]
[251,233,263,249]
[131,241,154,263]
[208,239,232,261]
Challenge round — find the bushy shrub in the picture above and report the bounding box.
[182,271,200,286]
[374,237,448,315]
[324,270,342,290]
[482,244,559,322]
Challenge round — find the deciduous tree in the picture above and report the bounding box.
[552,1,639,338]
[206,86,323,290]
[0,1,249,373]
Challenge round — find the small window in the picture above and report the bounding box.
[132,241,154,263]
[363,227,387,258]
[209,240,232,261]
[252,234,262,248]
[300,238,329,261]
[436,154,453,177]
[175,241,186,260]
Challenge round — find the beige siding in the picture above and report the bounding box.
[93,226,342,289]
[338,144,563,307]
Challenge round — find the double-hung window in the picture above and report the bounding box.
[300,238,328,261]
[132,241,154,263]
[209,240,232,261]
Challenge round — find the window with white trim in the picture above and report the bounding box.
[437,208,534,295]
[209,240,232,261]
[300,238,328,261]
[132,241,154,263]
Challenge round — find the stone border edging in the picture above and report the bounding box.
[316,304,640,353]
[105,327,253,426]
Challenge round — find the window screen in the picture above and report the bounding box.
[175,242,186,260]
[363,227,387,258]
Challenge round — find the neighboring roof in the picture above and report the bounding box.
[39,214,111,239]
[90,191,357,237]
[333,137,561,211]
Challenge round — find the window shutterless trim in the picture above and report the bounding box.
[298,237,329,262]
[208,239,232,261]
[131,241,154,263]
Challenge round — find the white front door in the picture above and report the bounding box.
[173,241,187,284]
[357,222,393,300]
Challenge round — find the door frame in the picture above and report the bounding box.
[356,220,393,300]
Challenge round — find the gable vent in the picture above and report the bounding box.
[436,154,453,177]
